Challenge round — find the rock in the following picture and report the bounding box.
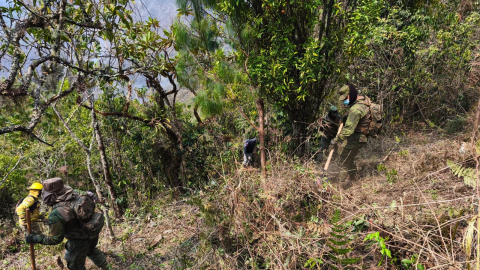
[150,234,163,248]
[147,221,157,228]
[133,238,144,244]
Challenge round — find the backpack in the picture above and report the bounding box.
[366,102,383,137]
[16,195,38,213]
[55,194,104,239]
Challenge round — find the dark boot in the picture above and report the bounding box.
[348,173,358,182]
[341,174,358,190]
[341,180,353,190]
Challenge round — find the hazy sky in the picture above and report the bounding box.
[0,0,182,92]
[134,0,179,28]
[0,0,179,30]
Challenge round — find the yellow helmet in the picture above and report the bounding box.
[27,183,43,190]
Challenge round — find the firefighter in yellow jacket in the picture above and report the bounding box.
[16,182,44,234]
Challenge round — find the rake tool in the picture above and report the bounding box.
[26,209,37,270]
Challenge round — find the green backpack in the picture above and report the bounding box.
[54,194,104,239]
[367,102,383,137]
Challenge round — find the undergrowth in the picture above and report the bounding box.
[2,132,480,269]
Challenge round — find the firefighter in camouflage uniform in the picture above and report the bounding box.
[25,178,108,270]
[332,84,373,187]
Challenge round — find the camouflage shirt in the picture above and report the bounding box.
[338,96,370,141]
[31,208,66,245]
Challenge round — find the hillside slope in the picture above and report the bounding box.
[0,129,476,269]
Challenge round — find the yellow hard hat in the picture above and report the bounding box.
[27,183,43,190]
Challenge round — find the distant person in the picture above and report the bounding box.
[243,138,257,167]
[16,182,44,234]
[332,84,375,186]
[318,105,341,160]
[25,178,108,270]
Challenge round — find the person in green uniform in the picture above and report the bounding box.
[332,84,372,187]
[25,178,108,270]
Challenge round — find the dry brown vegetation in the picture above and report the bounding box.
[1,122,478,269]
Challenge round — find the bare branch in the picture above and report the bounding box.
[0,76,82,138]
[0,153,23,188]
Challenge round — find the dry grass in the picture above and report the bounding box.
[182,129,478,269]
[0,129,478,269]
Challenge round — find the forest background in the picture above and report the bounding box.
[1,0,480,269]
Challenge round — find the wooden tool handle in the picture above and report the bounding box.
[26,209,36,270]
[323,122,344,171]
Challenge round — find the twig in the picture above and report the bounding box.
[380,141,400,163]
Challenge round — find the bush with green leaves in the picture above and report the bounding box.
[348,2,480,127]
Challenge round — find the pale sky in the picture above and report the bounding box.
[0,0,181,92]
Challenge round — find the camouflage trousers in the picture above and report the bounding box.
[317,135,335,161]
[337,133,367,179]
[64,237,107,270]
[243,152,253,166]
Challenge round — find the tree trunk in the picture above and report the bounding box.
[159,122,187,190]
[194,104,203,125]
[91,104,123,218]
[256,98,266,178]
[86,138,115,237]
[52,102,115,237]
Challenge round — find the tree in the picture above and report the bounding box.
[0,0,140,217]
[176,0,384,158]
[174,2,269,176]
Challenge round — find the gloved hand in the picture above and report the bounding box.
[331,138,338,146]
[25,233,37,244]
[331,137,344,147]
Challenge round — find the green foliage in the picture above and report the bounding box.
[447,140,480,189]
[364,231,392,266]
[377,163,387,172]
[448,159,479,188]
[351,3,480,125]
[399,149,409,157]
[386,168,398,184]
[401,254,425,270]
[304,258,323,269]
[445,117,468,134]
[351,217,370,232]
[377,164,398,183]
[325,209,361,269]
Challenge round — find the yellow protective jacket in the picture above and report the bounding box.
[16,190,41,226]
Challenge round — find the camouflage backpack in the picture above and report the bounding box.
[54,194,104,239]
[72,195,104,237]
[366,102,383,137]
